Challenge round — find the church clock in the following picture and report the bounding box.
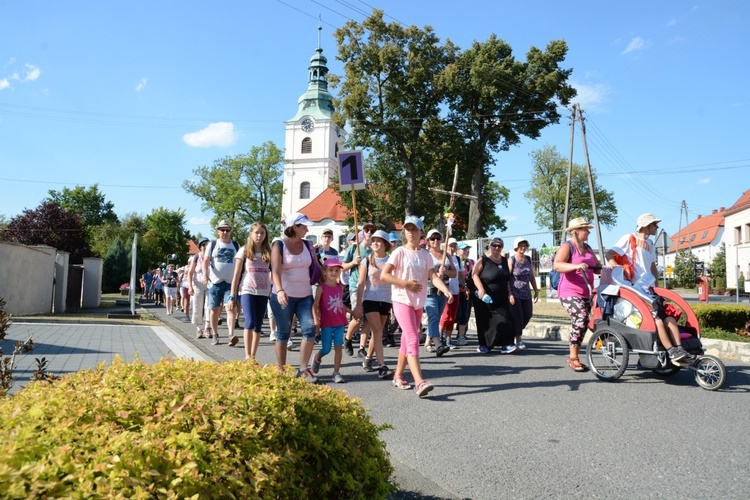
[301,118,314,133]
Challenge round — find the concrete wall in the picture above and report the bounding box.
[0,242,56,315]
[81,258,103,309]
[54,252,70,313]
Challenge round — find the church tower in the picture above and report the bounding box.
[282,26,346,220]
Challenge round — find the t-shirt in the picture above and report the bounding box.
[319,282,348,328]
[447,254,460,295]
[207,239,238,284]
[387,246,430,309]
[141,272,153,287]
[344,243,372,288]
[426,250,452,293]
[235,247,271,296]
[610,233,655,284]
[316,246,339,265]
[163,271,178,288]
[362,255,392,303]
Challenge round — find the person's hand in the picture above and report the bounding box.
[446,294,454,304]
[277,289,288,307]
[438,265,447,277]
[578,262,589,271]
[200,277,207,286]
[509,295,516,306]
[533,290,539,303]
[226,300,234,312]
[313,316,320,327]
[353,305,363,320]
[188,286,194,296]
[408,280,422,293]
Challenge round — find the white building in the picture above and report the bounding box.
[666,207,726,270]
[724,189,750,292]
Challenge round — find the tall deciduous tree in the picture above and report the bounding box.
[142,208,190,266]
[183,141,284,237]
[441,36,577,237]
[47,184,118,228]
[0,201,91,263]
[524,145,617,244]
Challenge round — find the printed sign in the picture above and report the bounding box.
[339,150,366,190]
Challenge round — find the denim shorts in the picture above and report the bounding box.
[207,281,231,309]
[269,293,315,343]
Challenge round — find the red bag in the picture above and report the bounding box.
[612,234,637,282]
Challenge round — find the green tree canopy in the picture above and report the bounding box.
[674,248,700,288]
[524,145,617,245]
[142,208,190,267]
[708,242,726,281]
[183,141,284,238]
[102,236,131,293]
[0,201,91,263]
[47,184,118,228]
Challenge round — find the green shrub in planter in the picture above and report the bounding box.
[691,303,750,332]
[0,358,395,498]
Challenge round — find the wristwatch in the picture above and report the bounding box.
[228,295,235,301]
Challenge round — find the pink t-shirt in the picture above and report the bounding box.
[319,282,348,328]
[557,241,596,299]
[386,246,430,309]
[235,247,271,296]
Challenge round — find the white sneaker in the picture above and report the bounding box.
[456,336,468,346]
[332,372,345,383]
[269,331,277,341]
[287,340,295,351]
[516,341,527,350]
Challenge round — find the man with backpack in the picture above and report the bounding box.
[201,220,239,346]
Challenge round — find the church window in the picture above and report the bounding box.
[301,137,312,154]
[300,182,310,199]
[335,143,339,158]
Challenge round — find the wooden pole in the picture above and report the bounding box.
[351,184,361,257]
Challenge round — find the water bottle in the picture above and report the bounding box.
[475,290,493,304]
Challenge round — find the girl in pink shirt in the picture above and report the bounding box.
[380,216,453,398]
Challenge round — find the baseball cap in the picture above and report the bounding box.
[457,242,471,249]
[322,228,333,235]
[426,229,442,240]
[323,257,343,268]
[403,215,424,231]
[285,212,314,228]
[448,237,457,246]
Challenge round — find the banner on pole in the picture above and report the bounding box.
[339,150,366,190]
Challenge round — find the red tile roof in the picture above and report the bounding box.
[669,209,725,252]
[186,239,200,255]
[300,186,349,222]
[724,189,750,216]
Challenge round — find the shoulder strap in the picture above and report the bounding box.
[629,233,637,264]
[565,240,574,262]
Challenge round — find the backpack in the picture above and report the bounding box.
[611,234,637,282]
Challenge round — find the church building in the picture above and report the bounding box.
[281,28,351,252]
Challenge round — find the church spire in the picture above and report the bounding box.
[289,22,334,121]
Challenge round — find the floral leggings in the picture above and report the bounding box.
[560,296,591,347]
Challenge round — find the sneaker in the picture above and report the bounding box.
[302,368,319,384]
[445,339,453,349]
[332,372,345,384]
[384,335,396,348]
[476,345,489,353]
[501,345,519,354]
[287,340,295,351]
[314,334,321,344]
[668,346,686,362]
[516,341,527,350]
[345,340,354,356]
[357,347,367,359]
[425,344,436,353]
[435,345,450,357]
[311,354,322,374]
[456,336,468,346]
[228,336,239,347]
[363,357,374,372]
[269,331,277,342]
[415,379,434,398]
[212,335,220,346]
[378,365,394,379]
[196,329,205,339]
[676,346,695,362]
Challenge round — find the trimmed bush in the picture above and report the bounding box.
[691,303,750,332]
[0,358,394,498]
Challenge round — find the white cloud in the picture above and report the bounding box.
[183,122,237,147]
[0,78,9,90]
[188,216,211,226]
[622,37,645,54]
[697,178,710,184]
[667,18,677,27]
[23,64,40,81]
[135,77,148,91]
[570,80,610,112]
[503,215,518,222]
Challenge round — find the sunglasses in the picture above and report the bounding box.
[218,229,231,233]
[363,228,374,233]
[490,244,503,249]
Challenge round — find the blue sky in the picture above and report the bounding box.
[1,0,748,249]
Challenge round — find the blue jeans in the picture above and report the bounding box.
[269,293,315,343]
[319,325,345,357]
[424,291,447,339]
[207,281,231,309]
[240,294,269,332]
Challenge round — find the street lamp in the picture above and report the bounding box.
[166,254,177,266]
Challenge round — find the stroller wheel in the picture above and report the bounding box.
[693,355,726,391]
[651,367,681,378]
[586,328,629,381]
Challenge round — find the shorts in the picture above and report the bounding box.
[165,287,178,299]
[362,300,392,316]
[207,281,232,309]
[349,286,361,310]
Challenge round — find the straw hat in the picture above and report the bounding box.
[566,217,594,232]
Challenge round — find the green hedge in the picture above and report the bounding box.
[0,358,394,498]
[691,303,750,332]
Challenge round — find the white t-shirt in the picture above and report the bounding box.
[207,240,237,284]
[235,247,271,296]
[610,233,656,284]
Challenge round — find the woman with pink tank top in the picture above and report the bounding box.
[554,217,601,372]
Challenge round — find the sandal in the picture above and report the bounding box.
[392,376,411,390]
[567,357,588,372]
[414,379,434,398]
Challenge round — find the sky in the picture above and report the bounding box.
[1,0,749,250]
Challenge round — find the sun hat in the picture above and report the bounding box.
[457,242,471,249]
[636,213,662,230]
[371,229,391,251]
[216,220,231,230]
[448,237,458,246]
[388,232,399,242]
[565,217,594,232]
[513,237,529,250]
[426,229,442,240]
[285,212,314,228]
[361,222,377,230]
[323,257,343,268]
[198,237,210,246]
[403,215,424,231]
[347,233,356,242]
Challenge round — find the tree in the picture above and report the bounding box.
[102,236,131,293]
[0,201,91,263]
[674,249,700,288]
[47,184,118,228]
[89,213,147,259]
[524,145,617,244]
[183,141,284,238]
[708,242,727,284]
[141,207,190,266]
[332,10,457,224]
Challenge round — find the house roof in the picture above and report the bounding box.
[300,186,349,222]
[724,189,750,216]
[669,209,725,252]
[186,239,200,255]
